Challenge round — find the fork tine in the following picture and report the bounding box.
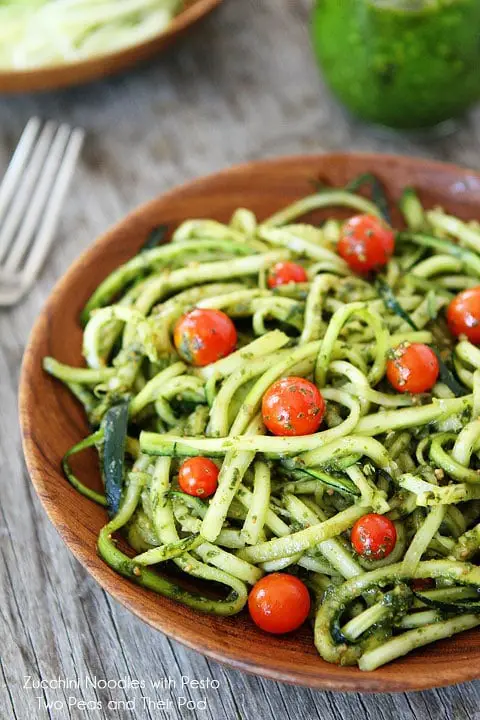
[0,120,57,264]
[21,128,85,291]
[4,124,71,273]
[0,117,41,223]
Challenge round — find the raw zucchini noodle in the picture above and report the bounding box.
[0,1,184,70]
[44,177,480,671]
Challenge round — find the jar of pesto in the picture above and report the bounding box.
[311,0,480,129]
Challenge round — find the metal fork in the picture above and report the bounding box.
[0,118,84,306]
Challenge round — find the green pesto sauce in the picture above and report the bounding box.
[311,0,480,128]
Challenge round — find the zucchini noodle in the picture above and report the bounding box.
[44,180,480,672]
[0,1,184,71]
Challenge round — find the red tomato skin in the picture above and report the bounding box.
[261,377,326,437]
[173,308,237,367]
[447,287,480,344]
[411,578,435,592]
[351,514,397,561]
[386,342,439,394]
[178,457,219,498]
[338,214,395,274]
[248,573,311,634]
[268,262,308,288]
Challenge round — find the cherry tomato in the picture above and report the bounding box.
[261,376,326,437]
[173,308,237,367]
[351,513,397,561]
[411,578,435,592]
[268,262,308,288]
[248,573,311,634]
[178,457,219,498]
[447,287,480,344]
[386,342,439,394]
[338,214,395,274]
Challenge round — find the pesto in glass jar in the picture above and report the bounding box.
[311,0,480,128]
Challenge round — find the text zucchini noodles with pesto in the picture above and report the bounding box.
[44,175,480,671]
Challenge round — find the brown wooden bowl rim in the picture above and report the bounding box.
[19,152,480,692]
[0,0,223,92]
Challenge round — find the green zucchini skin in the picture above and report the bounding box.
[376,277,417,330]
[344,173,392,225]
[62,430,106,507]
[315,560,480,667]
[103,401,129,518]
[140,225,169,252]
[413,587,480,613]
[98,527,246,616]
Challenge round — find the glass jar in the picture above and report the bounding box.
[311,0,480,129]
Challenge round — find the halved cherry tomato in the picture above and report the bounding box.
[338,214,395,274]
[248,573,311,634]
[173,308,237,367]
[386,342,439,394]
[268,261,308,288]
[261,376,326,436]
[351,513,397,560]
[447,287,480,344]
[178,457,219,498]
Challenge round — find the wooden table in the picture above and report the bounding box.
[1,2,479,718]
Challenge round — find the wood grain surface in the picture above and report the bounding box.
[1,0,480,717]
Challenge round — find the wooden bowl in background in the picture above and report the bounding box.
[19,153,480,692]
[0,0,223,93]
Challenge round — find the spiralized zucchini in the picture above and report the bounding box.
[44,178,480,671]
[0,0,184,70]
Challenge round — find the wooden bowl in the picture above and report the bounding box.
[0,0,222,93]
[20,153,480,692]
